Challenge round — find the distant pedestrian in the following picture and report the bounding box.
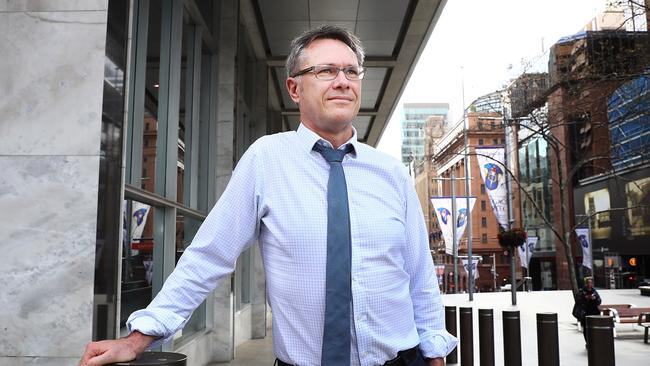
[572,277,601,347]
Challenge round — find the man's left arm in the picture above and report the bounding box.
[401,175,458,361]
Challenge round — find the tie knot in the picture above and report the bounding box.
[313,143,354,163]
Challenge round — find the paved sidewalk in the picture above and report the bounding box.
[212,289,650,365]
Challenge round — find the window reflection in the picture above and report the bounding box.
[94,0,128,341]
[141,1,161,193]
[121,199,155,332]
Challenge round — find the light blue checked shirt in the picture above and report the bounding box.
[128,124,457,365]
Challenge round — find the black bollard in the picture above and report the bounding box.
[586,315,615,366]
[445,306,458,364]
[108,352,187,365]
[459,307,474,366]
[536,313,559,366]
[479,309,494,366]
[502,310,522,366]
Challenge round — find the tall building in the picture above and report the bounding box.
[401,103,449,165]
[507,4,650,290]
[430,106,522,293]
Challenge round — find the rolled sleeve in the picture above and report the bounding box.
[127,308,187,349]
[419,329,459,359]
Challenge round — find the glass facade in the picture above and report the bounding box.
[401,103,449,164]
[94,0,224,344]
[608,72,650,171]
[518,113,556,290]
[518,137,554,252]
[94,0,128,341]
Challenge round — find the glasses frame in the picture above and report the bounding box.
[290,64,365,81]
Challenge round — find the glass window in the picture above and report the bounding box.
[482,234,488,244]
[481,184,486,194]
[140,1,162,194]
[121,199,155,334]
[94,0,128,341]
[175,212,205,334]
[481,200,486,211]
[481,217,487,227]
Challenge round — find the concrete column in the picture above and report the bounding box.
[0,1,109,365]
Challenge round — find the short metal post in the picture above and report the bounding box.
[479,309,494,366]
[586,315,615,366]
[445,306,458,364]
[107,352,187,365]
[502,310,522,366]
[460,307,474,366]
[536,313,559,366]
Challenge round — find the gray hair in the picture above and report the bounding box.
[285,25,365,78]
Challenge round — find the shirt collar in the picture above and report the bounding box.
[297,123,359,157]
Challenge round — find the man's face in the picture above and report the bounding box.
[286,38,362,135]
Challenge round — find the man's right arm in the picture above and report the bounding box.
[78,331,155,366]
[78,141,265,365]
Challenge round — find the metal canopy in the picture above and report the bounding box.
[251,0,446,146]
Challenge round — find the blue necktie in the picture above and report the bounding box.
[313,142,354,365]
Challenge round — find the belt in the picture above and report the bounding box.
[276,345,420,366]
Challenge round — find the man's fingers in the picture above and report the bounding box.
[78,343,103,366]
[85,351,116,366]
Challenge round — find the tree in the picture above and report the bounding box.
[502,25,650,295]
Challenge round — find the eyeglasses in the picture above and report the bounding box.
[290,64,365,81]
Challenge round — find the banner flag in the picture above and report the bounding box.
[517,236,538,269]
[575,228,592,270]
[431,197,454,255]
[454,197,477,250]
[475,147,509,229]
[131,201,151,241]
[431,197,477,255]
[462,257,480,279]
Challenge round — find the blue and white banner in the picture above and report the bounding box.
[430,197,477,255]
[131,201,151,241]
[431,197,454,255]
[455,197,477,250]
[575,228,592,270]
[517,236,538,269]
[475,147,508,229]
[462,257,480,279]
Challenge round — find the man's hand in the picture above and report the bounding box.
[78,331,155,366]
[427,357,445,366]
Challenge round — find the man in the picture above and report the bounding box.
[79,25,457,366]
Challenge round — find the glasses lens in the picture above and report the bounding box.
[314,66,338,80]
[344,67,363,80]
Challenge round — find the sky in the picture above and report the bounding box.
[376,0,608,159]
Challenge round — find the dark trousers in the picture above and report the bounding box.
[276,345,425,366]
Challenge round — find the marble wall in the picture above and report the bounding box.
[0,1,109,365]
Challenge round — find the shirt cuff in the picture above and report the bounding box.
[419,330,458,359]
[127,308,186,349]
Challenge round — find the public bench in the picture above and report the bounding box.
[601,306,650,338]
[599,304,633,315]
[638,312,650,344]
